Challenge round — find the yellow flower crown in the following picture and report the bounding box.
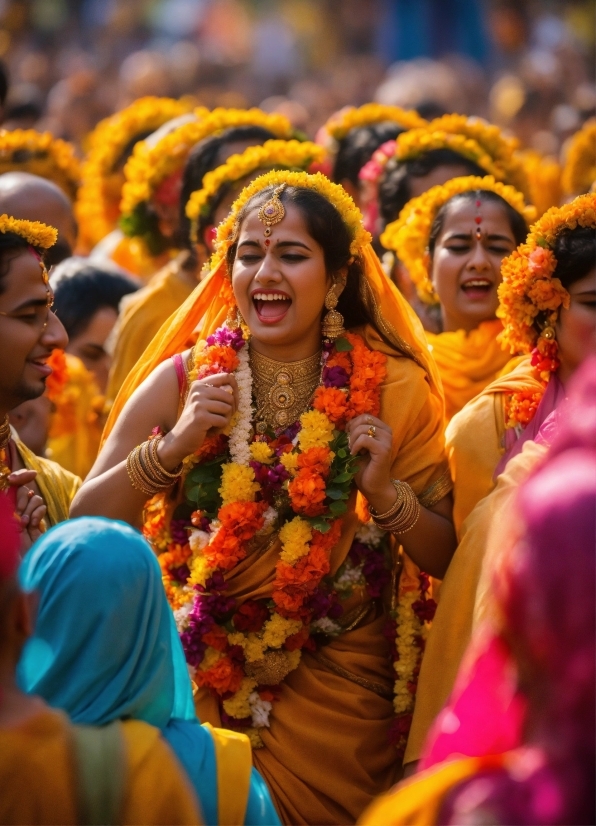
[0,214,57,249]
[0,129,80,200]
[562,119,596,196]
[520,149,562,218]
[324,103,426,142]
[211,169,371,270]
[186,139,326,243]
[394,114,529,196]
[498,192,596,354]
[76,96,196,249]
[381,175,536,304]
[120,107,295,220]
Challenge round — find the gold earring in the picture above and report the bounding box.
[227,306,245,329]
[321,284,345,340]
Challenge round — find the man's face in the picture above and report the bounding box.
[0,249,68,410]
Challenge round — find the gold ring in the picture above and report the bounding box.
[367,425,376,438]
[366,416,373,424]
[27,488,35,499]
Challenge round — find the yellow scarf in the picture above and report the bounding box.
[426,319,513,422]
[16,437,81,525]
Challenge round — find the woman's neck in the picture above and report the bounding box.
[249,337,322,363]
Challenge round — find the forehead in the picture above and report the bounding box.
[237,201,316,243]
[440,197,514,234]
[0,248,47,303]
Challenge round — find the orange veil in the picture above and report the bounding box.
[103,171,444,443]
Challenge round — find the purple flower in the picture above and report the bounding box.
[170,518,191,545]
[267,464,289,487]
[323,365,349,388]
[283,421,301,442]
[206,325,245,351]
[171,563,190,583]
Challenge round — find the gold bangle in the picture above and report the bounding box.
[126,439,179,497]
[372,480,421,535]
[126,445,159,496]
[369,479,403,521]
[147,436,183,481]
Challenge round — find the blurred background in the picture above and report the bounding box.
[0,0,593,154]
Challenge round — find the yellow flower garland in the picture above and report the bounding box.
[562,118,596,196]
[185,139,326,242]
[120,107,295,221]
[0,129,80,200]
[498,192,596,355]
[520,149,562,218]
[381,175,536,303]
[324,102,426,142]
[212,169,372,269]
[394,114,529,197]
[76,96,196,250]
[0,214,57,248]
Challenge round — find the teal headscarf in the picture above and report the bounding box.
[18,517,279,826]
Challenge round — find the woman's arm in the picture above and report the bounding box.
[347,414,457,579]
[70,356,238,526]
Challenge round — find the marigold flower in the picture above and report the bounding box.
[288,469,327,516]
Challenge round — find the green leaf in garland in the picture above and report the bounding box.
[334,337,353,352]
[326,487,346,500]
[307,516,332,533]
[329,500,347,515]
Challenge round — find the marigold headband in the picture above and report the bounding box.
[324,103,426,142]
[562,119,596,197]
[394,114,529,196]
[0,214,57,249]
[381,175,535,303]
[120,107,296,221]
[0,129,80,200]
[210,169,372,272]
[185,139,326,244]
[498,191,596,358]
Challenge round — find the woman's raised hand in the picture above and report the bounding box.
[158,372,238,469]
[346,414,398,515]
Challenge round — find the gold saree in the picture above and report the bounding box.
[14,437,81,525]
[425,320,513,422]
[404,440,547,766]
[194,330,450,824]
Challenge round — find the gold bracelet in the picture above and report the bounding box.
[145,436,182,483]
[126,444,160,497]
[372,480,421,535]
[369,479,403,521]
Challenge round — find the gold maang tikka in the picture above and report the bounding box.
[258,184,287,237]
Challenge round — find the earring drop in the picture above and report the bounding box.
[321,284,345,340]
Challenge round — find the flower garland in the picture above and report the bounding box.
[323,103,426,143]
[0,129,80,200]
[359,139,397,234]
[0,214,57,249]
[394,114,529,197]
[520,149,562,218]
[145,321,388,746]
[561,118,596,196]
[120,107,295,222]
[76,96,195,250]
[185,139,326,243]
[381,175,535,303]
[386,570,436,759]
[498,192,596,428]
[212,169,372,269]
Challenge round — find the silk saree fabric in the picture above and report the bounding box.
[425,319,513,422]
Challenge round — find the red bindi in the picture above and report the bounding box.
[264,238,271,247]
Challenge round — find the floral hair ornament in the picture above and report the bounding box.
[321,103,426,146]
[498,192,596,388]
[0,214,57,250]
[561,118,596,197]
[120,107,296,223]
[381,175,536,303]
[394,114,529,197]
[0,129,80,200]
[212,169,372,273]
[76,96,195,250]
[185,139,326,244]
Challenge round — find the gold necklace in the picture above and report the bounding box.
[250,347,322,432]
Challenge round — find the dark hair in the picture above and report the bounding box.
[379,148,487,229]
[179,125,277,251]
[333,122,405,188]
[49,258,139,339]
[428,189,529,257]
[0,233,41,294]
[0,60,8,108]
[226,185,410,356]
[552,225,596,291]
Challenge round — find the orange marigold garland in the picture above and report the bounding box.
[498,192,596,427]
[142,320,391,747]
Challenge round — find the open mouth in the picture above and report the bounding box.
[252,291,292,324]
[460,278,493,299]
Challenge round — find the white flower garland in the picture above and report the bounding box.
[227,342,253,466]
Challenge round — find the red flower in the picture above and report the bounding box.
[232,600,269,633]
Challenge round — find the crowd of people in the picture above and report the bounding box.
[0,42,594,826]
